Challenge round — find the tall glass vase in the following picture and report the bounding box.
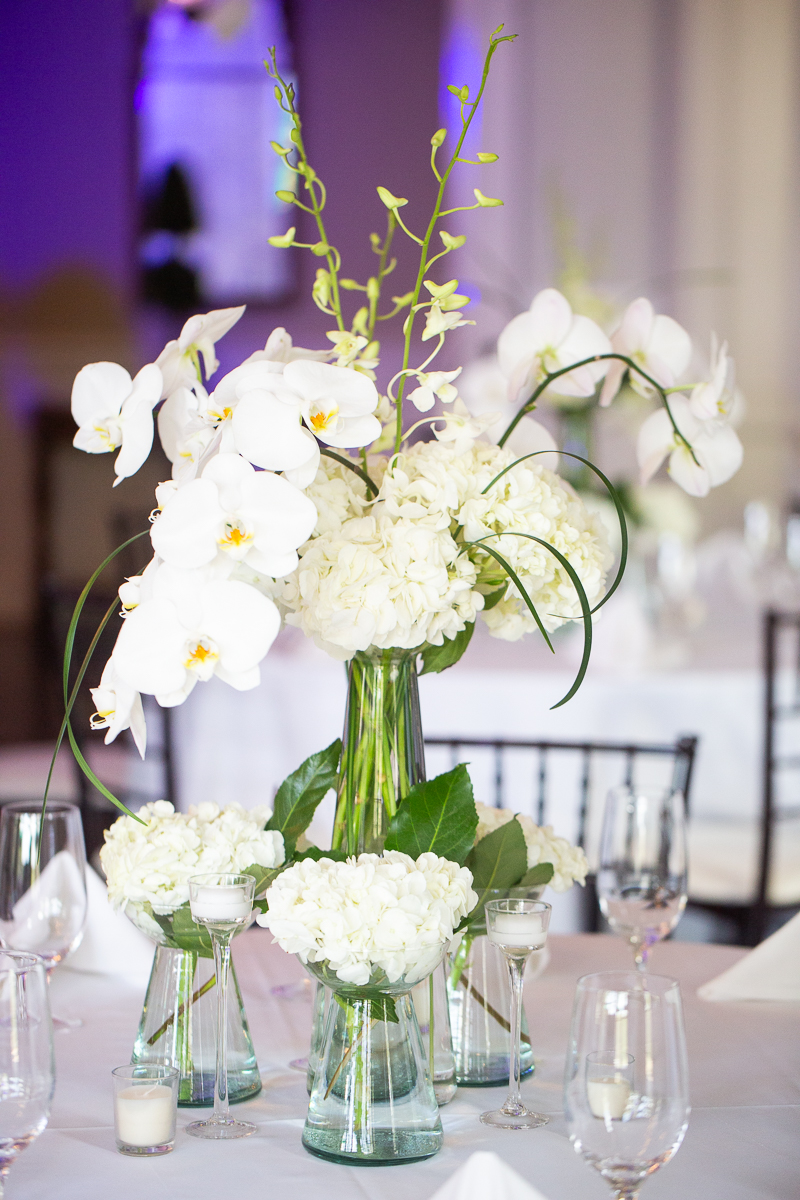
[131,945,261,1107]
[302,960,443,1165]
[447,925,535,1087]
[332,648,426,855]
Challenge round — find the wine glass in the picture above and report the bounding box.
[564,970,690,1200]
[186,872,256,1140]
[597,786,687,971]
[0,950,55,1196]
[0,801,88,1028]
[480,898,551,1130]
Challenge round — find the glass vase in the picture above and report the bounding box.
[447,924,535,1087]
[131,945,261,1107]
[302,960,443,1165]
[332,648,425,855]
[306,980,331,1095]
[411,960,456,1105]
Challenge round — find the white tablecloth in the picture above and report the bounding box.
[16,931,799,1200]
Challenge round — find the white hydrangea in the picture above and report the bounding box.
[258,850,477,986]
[281,514,481,658]
[474,802,588,892]
[100,800,285,914]
[278,438,611,655]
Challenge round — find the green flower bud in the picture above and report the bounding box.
[474,188,503,207]
[392,292,415,308]
[431,128,447,148]
[275,189,296,203]
[312,268,331,306]
[366,276,380,302]
[290,128,300,144]
[274,85,282,101]
[353,307,369,335]
[310,241,330,257]
[424,278,459,300]
[268,226,296,248]
[477,152,499,163]
[376,186,408,210]
[440,230,467,250]
[441,293,470,311]
[340,278,361,291]
[369,232,382,251]
[270,141,289,157]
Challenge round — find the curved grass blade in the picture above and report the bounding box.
[463,542,554,653]
[468,532,593,709]
[42,530,150,824]
[319,447,378,498]
[481,449,628,613]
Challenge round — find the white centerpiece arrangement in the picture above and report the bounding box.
[50,24,746,1166]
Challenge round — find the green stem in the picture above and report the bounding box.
[394,32,514,452]
[497,352,699,465]
[147,973,216,1046]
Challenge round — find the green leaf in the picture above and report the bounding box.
[419,623,474,674]
[481,586,506,612]
[384,765,478,866]
[465,816,528,893]
[518,861,554,888]
[240,862,283,899]
[335,993,399,1024]
[162,905,215,959]
[293,846,348,864]
[266,739,342,854]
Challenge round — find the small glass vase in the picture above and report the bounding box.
[306,980,331,1095]
[411,960,456,1105]
[302,960,443,1165]
[447,912,538,1087]
[331,648,426,855]
[131,945,261,1107]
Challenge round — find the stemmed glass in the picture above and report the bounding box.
[0,950,55,1197]
[480,898,551,1129]
[186,872,256,1140]
[564,971,690,1200]
[597,786,687,972]
[0,801,88,1028]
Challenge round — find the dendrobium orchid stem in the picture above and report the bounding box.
[393,27,516,452]
[498,352,700,466]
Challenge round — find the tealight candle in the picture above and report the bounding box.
[487,910,548,949]
[112,1066,179,1155]
[116,1085,175,1146]
[587,1076,631,1120]
[190,885,251,923]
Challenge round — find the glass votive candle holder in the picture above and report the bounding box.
[112,1065,179,1155]
[585,1050,634,1122]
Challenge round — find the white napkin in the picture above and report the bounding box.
[698,910,800,1001]
[428,1152,552,1200]
[1,850,86,952]
[64,867,154,988]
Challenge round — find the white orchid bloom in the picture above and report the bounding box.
[421,302,474,342]
[155,306,245,397]
[690,336,734,421]
[150,452,317,577]
[497,288,611,405]
[432,398,499,455]
[637,395,743,497]
[90,658,147,756]
[457,354,558,466]
[284,360,382,448]
[600,297,692,407]
[408,368,462,413]
[72,361,163,485]
[157,386,218,483]
[113,577,280,706]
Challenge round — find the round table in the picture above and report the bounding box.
[20,930,800,1200]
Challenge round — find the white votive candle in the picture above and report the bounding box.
[190,885,251,923]
[115,1084,175,1147]
[488,911,548,949]
[587,1076,631,1120]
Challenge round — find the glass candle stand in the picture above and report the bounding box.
[185,873,257,1140]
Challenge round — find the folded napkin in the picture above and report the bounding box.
[428,1152,552,1200]
[698,910,800,1002]
[65,867,154,988]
